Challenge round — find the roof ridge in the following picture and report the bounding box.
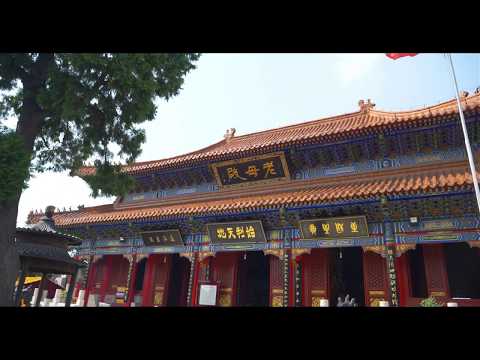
[371,92,479,115]
[77,92,480,177]
[80,138,228,171]
[230,110,363,140]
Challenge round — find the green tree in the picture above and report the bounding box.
[0,53,200,306]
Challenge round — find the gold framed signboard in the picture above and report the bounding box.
[210,151,291,189]
[141,229,184,247]
[206,220,266,245]
[299,216,369,240]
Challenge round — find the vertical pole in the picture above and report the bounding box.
[395,255,410,307]
[83,256,96,307]
[65,268,79,307]
[288,254,296,306]
[189,255,199,306]
[282,228,292,307]
[100,255,112,303]
[142,255,154,306]
[14,265,26,307]
[383,221,399,307]
[447,53,480,215]
[126,254,138,306]
[294,256,303,307]
[35,273,47,307]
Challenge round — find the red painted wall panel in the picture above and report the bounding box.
[210,253,239,306]
[269,255,284,307]
[362,251,388,306]
[301,249,329,307]
[422,244,450,299]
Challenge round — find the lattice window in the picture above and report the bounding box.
[363,252,386,291]
[422,245,448,292]
[311,256,327,290]
[269,256,283,289]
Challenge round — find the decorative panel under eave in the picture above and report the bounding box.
[302,249,329,307]
[363,252,388,307]
[210,252,239,307]
[422,244,450,299]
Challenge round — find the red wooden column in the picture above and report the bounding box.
[395,254,411,307]
[99,255,113,302]
[190,256,201,306]
[126,254,138,306]
[422,244,450,299]
[268,254,284,307]
[302,249,329,307]
[83,256,97,307]
[288,254,296,306]
[363,251,389,306]
[142,255,155,306]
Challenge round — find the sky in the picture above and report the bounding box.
[3,53,480,226]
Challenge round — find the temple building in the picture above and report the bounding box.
[28,91,480,307]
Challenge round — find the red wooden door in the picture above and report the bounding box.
[142,254,173,306]
[301,249,330,307]
[104,256,130,305]
[422,244,450,299]
[91,257,106,297]
[362,251,389,307]
[210,252,239,306]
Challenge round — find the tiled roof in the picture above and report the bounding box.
[77,92,480,176]
[30,161,478,227]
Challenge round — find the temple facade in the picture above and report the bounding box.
[28,92,480,307]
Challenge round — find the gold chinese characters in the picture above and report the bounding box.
[301,216,369,239]
[216,225,256,240]
[226,161,279,182]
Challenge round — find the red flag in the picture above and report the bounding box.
[386,53,418,60]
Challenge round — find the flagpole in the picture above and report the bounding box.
[446,53,480,215]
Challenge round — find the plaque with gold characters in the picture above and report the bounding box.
[141,229,184,247]
[207,220,266,245]
[299,216,369,240]
[210,152,291,188]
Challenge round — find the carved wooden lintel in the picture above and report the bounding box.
[179,252,195,263]
[135,254,149,263]
[362,246,386,257]
[263,249,284,259]
[467,240,480,249]
[122,254,134,262]
[198,251,216,262]
[291,248,311,261]
[395,244,416,257]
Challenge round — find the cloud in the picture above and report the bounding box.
[334,53,384,86]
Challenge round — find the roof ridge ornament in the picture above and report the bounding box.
[358,99,375,113]
[224,128,236,142]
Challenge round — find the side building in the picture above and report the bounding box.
[28,93,480,307]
